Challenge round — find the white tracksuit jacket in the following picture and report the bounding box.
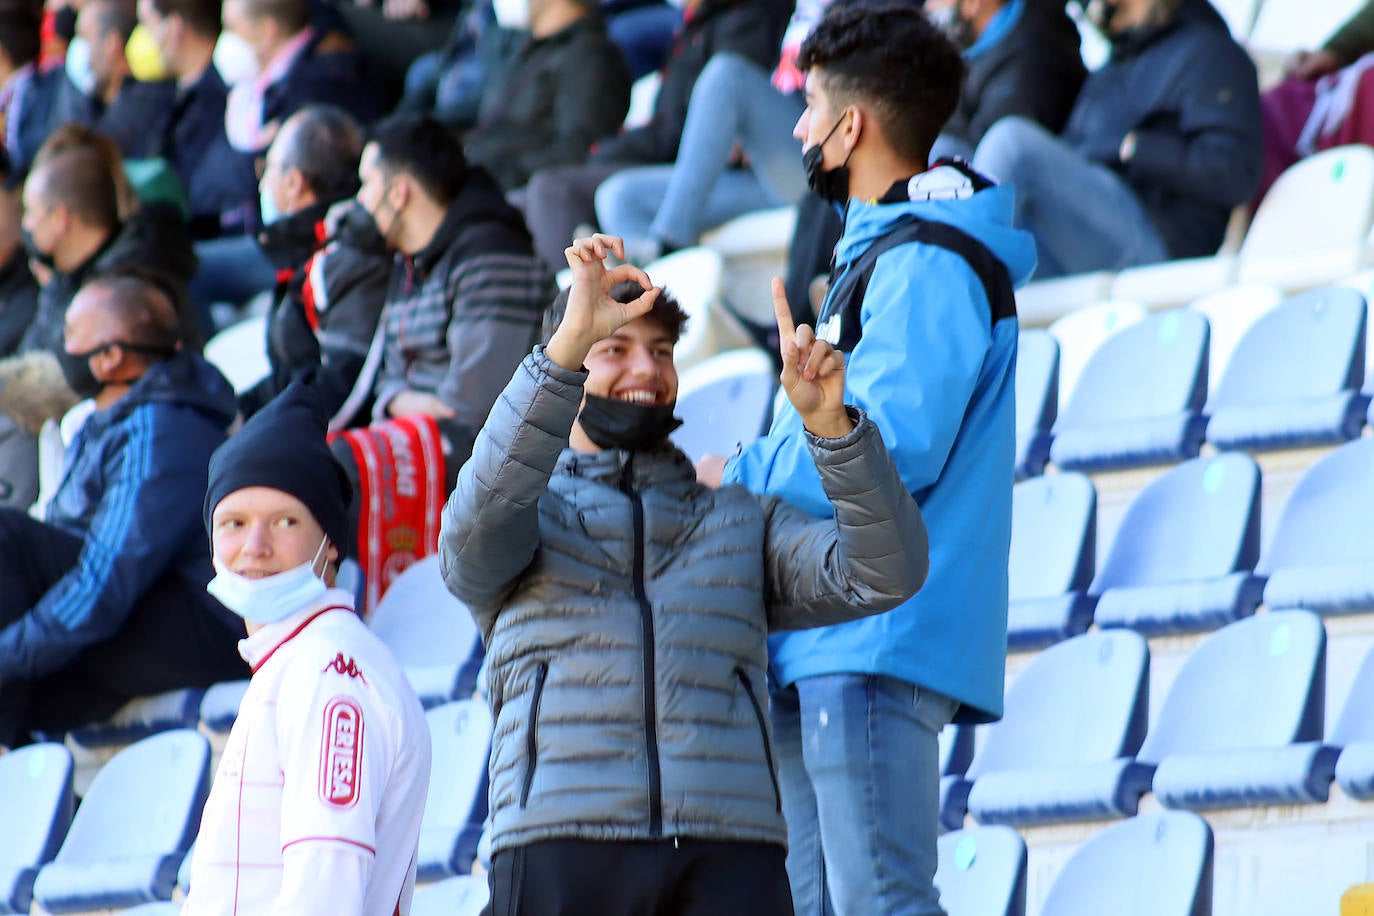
[184,590,431,915]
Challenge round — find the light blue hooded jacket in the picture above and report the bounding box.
[725,172,1036,723]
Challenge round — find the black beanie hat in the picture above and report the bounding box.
[204,380,352,549]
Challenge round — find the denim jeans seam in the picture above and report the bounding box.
[864,675,890,913]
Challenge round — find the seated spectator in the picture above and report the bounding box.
[137,0,260,240]
[238,105,389,427]
[332,0,465,106]
[0,272,247,748]
[1258,0,1374,204]
[604,0,681,79]
[523,0,790,269]
[0,147,37,357]
[397,0,522,132]
[462,0,632,192]
[0,3,47,177]
[970,0,1262,278]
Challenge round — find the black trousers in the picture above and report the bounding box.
[486,837,795,916]
[0,508,248,747]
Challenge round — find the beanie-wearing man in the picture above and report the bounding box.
[185,381,431,916]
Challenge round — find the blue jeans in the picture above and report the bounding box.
[189,234,277,332]
[595,53,807,247]
[607,4,683,80]
[970,116,1169,279]
[771,674,959,916]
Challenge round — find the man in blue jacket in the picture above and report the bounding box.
[698,6,1033,913]
[0,271,248,747]
[971,0,1262,278]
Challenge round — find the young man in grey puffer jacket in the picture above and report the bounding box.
[439,234,929,915]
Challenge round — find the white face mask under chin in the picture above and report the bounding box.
[207,536,331,625]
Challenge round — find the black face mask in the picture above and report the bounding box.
[333,200,391,258]
[57,341,176,400]
[53,5,78,41]
[21,229,56,272]
[802,113,854,206]
[577,394,682,452]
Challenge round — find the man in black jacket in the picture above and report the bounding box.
[970,0,1262,278]
[0,149,36,358]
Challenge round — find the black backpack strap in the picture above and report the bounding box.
[815,217,1017,354]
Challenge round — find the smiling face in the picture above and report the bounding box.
[582,316,678,407]
[211,486,337,580]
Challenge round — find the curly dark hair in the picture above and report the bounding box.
[542,281,690,347]
[798,3,966,164]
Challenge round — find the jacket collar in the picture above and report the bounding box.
[238,587,357,672]
[554,443,698,491]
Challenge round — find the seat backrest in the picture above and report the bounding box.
[410,874,490,916]
[671,348,778,463]
[1207,0,1260,39]
[369,555,478,668]
[644,247,725,369]
[1055,310,1208,430]
[1048,300,1147,411]
[967,630,1148,778]
[1208,287,1366,410]
[1248,0,1357,55]
[421,700,493,842]
[1091,453,1260,592]
[203,315,270,394]
[934,826,1027,916]
[1038,812,1214,916]
[0,743,73,870]
[1009,473,1095,602]
[1187,283,1283,391]
[1240,146,1374,263]
[1014,329,1058,439]
[1331,644,1374,746]
[54,730,209,863]
[1138,611,1325,763]
[939,725,975,779]
[1256,437,1374,575]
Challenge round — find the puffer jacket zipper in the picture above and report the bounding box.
[520,661,549,808]
[619,456,663,835]
[736,667,782,812]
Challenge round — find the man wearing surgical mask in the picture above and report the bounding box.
[0,271,246,750]
[184,380,430,916]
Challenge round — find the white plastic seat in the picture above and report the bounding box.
[1109,255,1239,310]
[1209,0,1262,39]
[1187,283,1284,390]
[644,247,749,370]
[1047,300,1148,412]
[622,71,661,130]
[1014,272,1115,326]
[671,348,777,462]
[698,206,798,328]
[1248,0,1354,59]
[419,700,493,881]
[203,315,270,393]
[410,874,490,916]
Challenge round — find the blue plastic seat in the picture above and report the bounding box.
[419,700,493,881]
[1256,437,1374,615]
[1326,646,1374,799]
[946,630,1149,829]
[198,680,251,736]
[670,349,777,463]
[370,556,485,708]
[1206,286,1368,451]
[1090,453,1263,635]
[68,688,206,748]
[934,827,1026,916]
[1049,310,1209,471]
[1008,473,1096,649]
[118,904,182,915]
[1139,611,1334,810]
[0,744,74,915]
[1014,329,1058,479]
[1038,812,1214,916]
[32,730,210,913]
[410,874,490,916]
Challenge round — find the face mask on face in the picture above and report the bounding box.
[577,394,682,452]
[65,37,98,97]
[207,535,331,624]
[213,31,258,86]
[334,199,391,257]
[126,23,169,82]
[260,186,281,226]
[802,112,854,206]
[56,345,104,399]
[492,0,531,31]
[21,229,56,272]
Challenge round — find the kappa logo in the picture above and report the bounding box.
[319,696,364,808]
[322,653,368,683]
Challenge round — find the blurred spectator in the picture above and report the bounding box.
[523,0,790,269]
[137,0,260,239]
[333,0,464,107]
[0,3,48,179]
[0,272,247,748]
[970,0,1261,278]
[462,0,632,192]
[397,0,523,131]
[238,105,389,428]
[0,148,38,357]
[604,0,680,78]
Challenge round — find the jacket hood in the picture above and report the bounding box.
[412,167,531,275]
[99,349,237,430]
[835,165,1038,287]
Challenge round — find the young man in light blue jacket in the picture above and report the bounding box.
[698,5,1036,914]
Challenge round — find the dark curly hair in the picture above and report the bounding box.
[542,281,690,347]
[798,3,966,164]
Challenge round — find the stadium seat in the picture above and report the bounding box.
[410,874,490,916]
[0,744,74,915]
[933,827,1026,916]
[1328,645,1374,800]
[198,680,250,736]
[1255,437,1374,615]
[1248,0,1363,69]
[1049,310,1209,472]
[671,348,777,463]
[643,247,749,371]
[948,630,1150,829]
[1047,300,1147,413]
[177,842,193,896]
[698,206,797,329]
[1109,254,1238,311]
[1209,0,1262,39]
[1139,611,1334,810]
[1037,812,1214,916]
[622,71,661,130]
[118,904,181,915]
[419,700,493,881]
[32,730,210,912]
[369,555,484,708]
[1013,329,1058,478]
[1187,283,1283,391]
[203,315,270,394]
[1205,287,1368,451]
[1007,473,1096,649]
[1014,272,1115,326]
[1090,453,1263,635]
[69,688,206,749]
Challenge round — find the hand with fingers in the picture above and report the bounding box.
[547,234,661,372]
[772,277,853,439]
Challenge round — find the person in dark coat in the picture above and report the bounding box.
[0,148,37,358]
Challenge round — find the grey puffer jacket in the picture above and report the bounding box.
[440,348,929,855]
